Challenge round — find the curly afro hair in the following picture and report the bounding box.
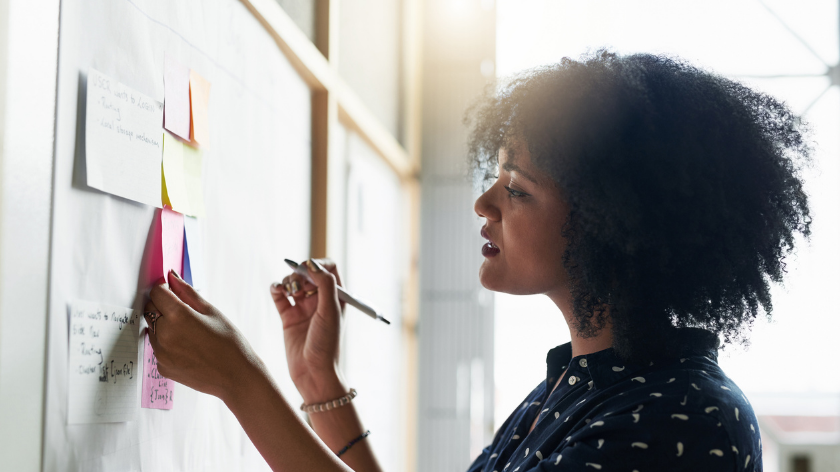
[466,50,812,364]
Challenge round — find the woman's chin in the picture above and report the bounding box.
[478,260,507,292]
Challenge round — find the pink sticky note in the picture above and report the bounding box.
[161,206,185,278]
[164,54,191,141]
[141,330,174,409]
[145,207,185,287]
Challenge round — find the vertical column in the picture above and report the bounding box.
[310,0,341,259]
[0,0,61,469]
[417,0,496,470]
[402,0,423,469]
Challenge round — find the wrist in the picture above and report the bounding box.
[221,353,272,407]
[297,370,348,404]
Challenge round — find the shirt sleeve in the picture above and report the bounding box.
[524,410,739,472]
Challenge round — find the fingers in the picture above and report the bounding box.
[142,303,163,354]
[270,282,294,313]
[167,270,210,314]
[149,280,189,322]
[281,273,315,297]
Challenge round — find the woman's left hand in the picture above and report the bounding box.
[144,270,262,403]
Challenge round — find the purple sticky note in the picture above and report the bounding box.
[164,54,191,141]
[141,330,174,409]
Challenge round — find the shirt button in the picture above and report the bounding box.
[579,358,588,368]
[568,376,579,385]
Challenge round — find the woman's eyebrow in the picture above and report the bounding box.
[502,162,540,185]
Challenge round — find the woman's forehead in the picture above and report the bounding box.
[499,146,541,185]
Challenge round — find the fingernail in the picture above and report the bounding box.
[170,269,183,281]
[270,282,283,292]
[306,259,323,273]
[290,280,300,294]
[284,282,293,294]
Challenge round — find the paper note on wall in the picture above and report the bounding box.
[146,207,185,287]
[141,331,174,409]
[163,54,191,141]
[161,207,185,278]
[85,68,163,207]
[67,300,141,424]
[183,216,204,290]
[162,133,191,214]
[189,70,211,146]
[183,145,205,217]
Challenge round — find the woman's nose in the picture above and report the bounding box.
[474,188,501,221]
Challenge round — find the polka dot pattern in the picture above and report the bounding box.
[467,333,761,472]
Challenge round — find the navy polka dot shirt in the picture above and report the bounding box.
[468,328,762,472]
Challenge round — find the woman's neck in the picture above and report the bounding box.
[547,290,614,359]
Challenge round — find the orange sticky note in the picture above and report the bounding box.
[189,71,211,147]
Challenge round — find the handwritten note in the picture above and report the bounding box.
[141,331,174,409]
[163,54,191,141]
[85,68,163,207]
[183,215,204,290]
[67,300,141,424]
[189,70,211,147]
[161,207,185,278]
[183,145,206,217]
[162,133,191,214]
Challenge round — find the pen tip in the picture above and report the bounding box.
[379,316,391,325]
[284,258,298,267]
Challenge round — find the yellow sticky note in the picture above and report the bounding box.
[162,132,191,215]
[189,71,211,147]
[183,145,205,217]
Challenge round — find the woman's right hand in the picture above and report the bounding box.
[269,259,348,403]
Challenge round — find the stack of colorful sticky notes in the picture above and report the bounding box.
[83,56,213,412]
[162,53,210,217]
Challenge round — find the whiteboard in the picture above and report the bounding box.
[45,0,311,470]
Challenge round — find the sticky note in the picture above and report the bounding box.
[162,133,191,214]
[182,230,193,286]
[183,216,204,290]
[189,70,211,146]
[183,145,205,217]
[163,54,191,141]
[141,330,174,409]
[146,207,185,287]
[67,300,141,424]
[161,207,185,278]
[85,69,163,207]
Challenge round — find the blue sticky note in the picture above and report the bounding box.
[182,230,194,286]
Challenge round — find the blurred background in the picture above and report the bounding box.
[2,0,838,470]
[275,0,840,471]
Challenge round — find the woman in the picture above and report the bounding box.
[144,51,811,471]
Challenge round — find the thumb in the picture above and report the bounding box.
[167,269,210,314]
[304,259,341,314]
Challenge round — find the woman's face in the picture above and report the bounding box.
[474,146,571,295]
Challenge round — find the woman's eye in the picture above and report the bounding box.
[504,186,528,198]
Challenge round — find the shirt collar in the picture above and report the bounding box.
[545,328,720,389]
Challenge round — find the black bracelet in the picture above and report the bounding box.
[336,430,371,457]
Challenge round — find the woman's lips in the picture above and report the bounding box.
[480,227,500,257]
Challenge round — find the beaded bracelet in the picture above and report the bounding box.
[337,430,371,457]
[300,388,357,413]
